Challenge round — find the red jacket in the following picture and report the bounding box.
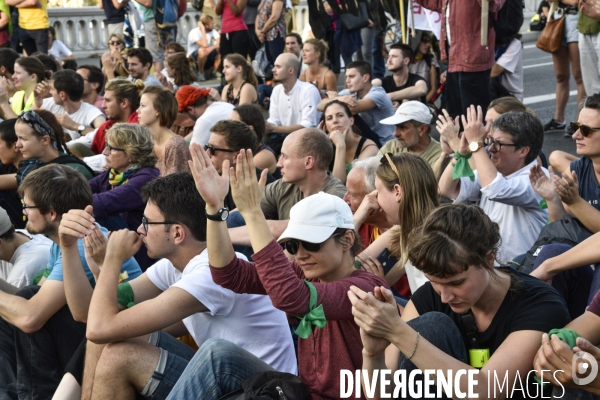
[416,0,506,73]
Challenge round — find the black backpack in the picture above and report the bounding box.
[492,0,524,47]
[220,372,312,400]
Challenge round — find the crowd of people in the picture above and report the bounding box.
[0,0,599,398]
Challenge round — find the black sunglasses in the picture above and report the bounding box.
[204,144,236,155]
[142,216,175,232]
[570,122,600,137]
[281,231,344,255]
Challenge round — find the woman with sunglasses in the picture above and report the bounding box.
[319,99,378,184]
[349,203,570,400]
[89,123,159,268]
[101,33,129,81]
[166,146,388,400]
[137,86,191,176]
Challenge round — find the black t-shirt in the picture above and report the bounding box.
[411,268,570,399]
[570,156,600,211]
[380,73,427,104]
[102,0,126,24]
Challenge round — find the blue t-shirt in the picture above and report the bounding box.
[570,156,600,211]
[338,86,395,144]
[46,225,142,283]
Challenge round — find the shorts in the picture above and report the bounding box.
[139,331,196,400]
[562,13,580,45]
[191,48,218,67]
[144,19,176,62]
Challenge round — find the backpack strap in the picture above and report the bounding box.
[460,310,480,349]
[51,155,96,177]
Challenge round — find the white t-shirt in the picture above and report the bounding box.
[267,80,321,130]
[146,250,297,374]
[42,98,104,140]
[0,230,52,288]
[48,40,72,65]
[496,38,524,101]
[187,27,221,57]
[190,102,235,146]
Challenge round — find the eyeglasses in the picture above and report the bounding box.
[103,142,126,153]
[488,138,517,152]
[204,144,236,155]
[380,152,401,178]
[281,231,344,255]
[109,41,124,46]
[22,203,40,215]
[142,216,175,233]
[570,122,600,137]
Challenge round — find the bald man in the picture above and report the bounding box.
[264,53,322,155]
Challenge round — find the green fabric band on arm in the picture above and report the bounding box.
[452,151,475,182]
[539,199,548,210]
[117,282,135,308]
[32,268,52,285]
[294,280,326,339]
[534,328,580,386]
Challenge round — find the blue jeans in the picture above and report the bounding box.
[141,331,196,400]
[166,313,466,400]
[532,244,599,320]
[165,338,275,400]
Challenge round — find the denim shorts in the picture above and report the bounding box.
[562,13,580,45]
[139,331,196,400]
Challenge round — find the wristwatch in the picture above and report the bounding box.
[468,141,485,153]
[77,125,86,134]
[205,206,229,221]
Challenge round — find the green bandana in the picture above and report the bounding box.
[534,328,580,386]
[294,280,326,339]
[117,282,135,308]
[452,151,475,182]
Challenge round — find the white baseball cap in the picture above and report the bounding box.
[278,192,355,244]
[380,101,432,126]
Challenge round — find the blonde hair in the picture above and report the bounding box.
[106,123,157,168]
[105,78,144,111]
[376,153,439,267]
[304,38,329,64]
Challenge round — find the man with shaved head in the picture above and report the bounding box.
[264,53,322,155]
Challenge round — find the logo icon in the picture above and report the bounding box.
[572,351,598,386]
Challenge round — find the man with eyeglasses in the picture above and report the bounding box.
[439,105,547,262]
[0,164,141,399]
[74,173,295,400]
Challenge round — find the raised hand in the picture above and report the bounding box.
[529,164,556,201]
[436,109,461,151]
[188,143,231,209]
[553,170,580,205]
[229,149,268,216]
[461,105,490,145]
[58,205,96,249]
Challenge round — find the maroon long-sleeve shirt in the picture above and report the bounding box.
[210,239,389,400]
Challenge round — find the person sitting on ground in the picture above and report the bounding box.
[350,203,571,400]
[284,31,302,59]
[0,48,19,83]
[187,15,221,81]
[164,148,388,400]
[439,106,546,263]
[125,48,162,88]
[0,206,51,292]
[377,101,441,175]
[227,128,347,248]
[0,119,25,227]
[176,85,234,146]
[101,33,129,80]
[0,57,50,119]
[319,99,378,184]
[70,172,296,400]
[77,64,105,114]
[354,153,439,298]
[138,85,191,176]
[0,164,141,400]
[15,110,95,181]
[372,43,428,107]
[409,33,440,104]
[300,38,337,97]
[48,27,75,69]
[490,34,523,102]
[319,60,396,145]
[229,103,279,177]
[158,52,200,93]
[265,53,321,156]
[221,53,258,106]
[35,69,106,140]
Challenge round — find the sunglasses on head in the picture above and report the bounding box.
[281,231,345,255]
[570,122,600,137]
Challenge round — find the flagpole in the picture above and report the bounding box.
[400,0,407,44]
[481,0,488,46]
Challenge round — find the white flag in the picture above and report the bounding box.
[408,3,442,40]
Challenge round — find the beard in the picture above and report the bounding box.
[26,220,57,237]
[388,64,404,73]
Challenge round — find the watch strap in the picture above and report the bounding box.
[205,206,229,221]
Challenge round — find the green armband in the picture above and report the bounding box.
[452,151,475,182]
[32,268,52,285]
[534,328,580,386]
[117,282,135,308]
[294,280,326,339]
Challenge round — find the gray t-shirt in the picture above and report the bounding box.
[338,86,395,144]
[141,73,163,87]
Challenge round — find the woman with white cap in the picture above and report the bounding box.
[165,144,388,400]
